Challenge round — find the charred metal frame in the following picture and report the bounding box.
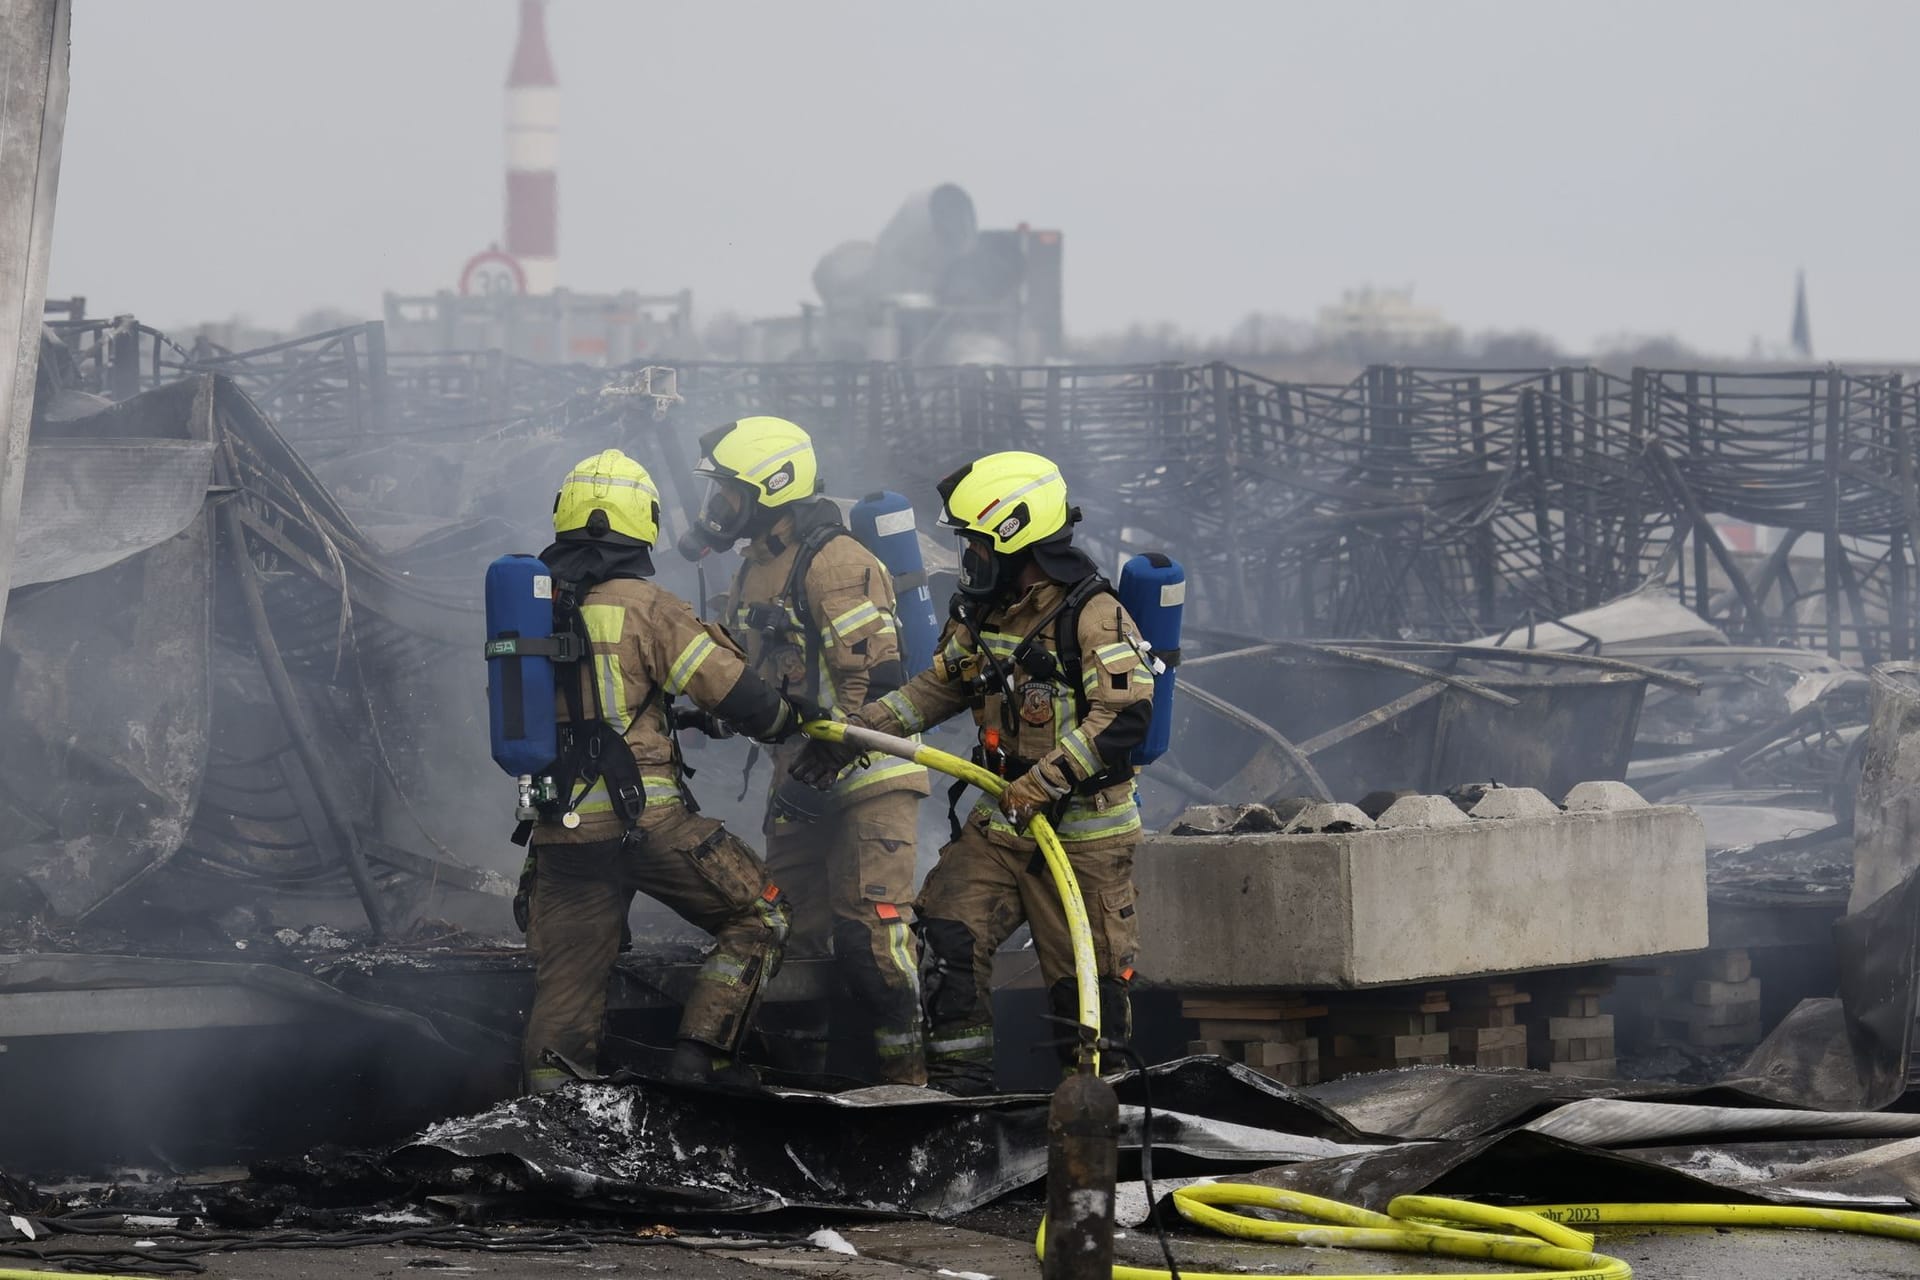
[44,314,1920,665]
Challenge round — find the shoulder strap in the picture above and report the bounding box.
[546,586,652,830]
[1057,575,1114,720]
[1010,574,1112,719]
[785,522,855,697]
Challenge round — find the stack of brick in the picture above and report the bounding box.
[1444,981,1530,1069]
[1321,990,1451,1075]
[1182,994,1325,1086]
[1657,948,1762,1050]
[1534,986,1616,1077]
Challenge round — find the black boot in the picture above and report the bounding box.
[665,1038,761,1088]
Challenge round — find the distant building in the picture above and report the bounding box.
[381,2,694,364]
[1315,286,1456,348]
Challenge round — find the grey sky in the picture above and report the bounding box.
[48,1,1920,358]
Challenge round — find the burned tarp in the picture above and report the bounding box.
[0,379,216,919]
[1736,861,1920,1111]
[14,437,213,587]
[0,373,507,934]
[1250,1127,1920,1211]
[390,1058,1378,1218]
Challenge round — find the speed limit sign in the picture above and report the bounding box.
[459,249,528,297]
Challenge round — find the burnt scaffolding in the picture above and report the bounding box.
[44,315,1920,663]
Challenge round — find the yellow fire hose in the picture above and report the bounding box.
[1035,1184,1920,1279]
[800,719,1103,1072]
[801,726,1920,1279]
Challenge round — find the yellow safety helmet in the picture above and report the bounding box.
[689,417,820,547]
[936,451,1083,601]
[552,448,661,545]
[936,450,1072,553]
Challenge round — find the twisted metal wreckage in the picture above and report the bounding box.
[6,317,1906,932]
[6,317,1920,1253]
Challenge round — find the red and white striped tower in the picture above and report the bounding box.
[505,0,558,294]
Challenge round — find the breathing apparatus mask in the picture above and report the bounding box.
[676,475,762,561]
[956,536,1034,606]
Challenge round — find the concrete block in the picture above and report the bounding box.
[1376,794,1470,829]
[1700,949,1753,983]
[1692,978,1761,1006]
[1194,1018,1314,1042]
[1245,1039,1318,1068]
[1661,1000,1761,1031]
[1281,802,1375,835]
[1468,787,1560,820]
[1450,1025,1527,1052]
[1135,804,1707,989]
[1563,780,1649,812]
[1546,1014,1614,1040]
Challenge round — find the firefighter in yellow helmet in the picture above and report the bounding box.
[521,448,809,1092]
[792,451,1154,1095]
[679,418,931,1085]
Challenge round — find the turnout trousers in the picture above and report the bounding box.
[914,814,1139,1095]
[522,808,789,1092]
[765,788,926,1084]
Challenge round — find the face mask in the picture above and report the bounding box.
[675,525,732,562]
[693,476,757,546]
[956,537,1001,601]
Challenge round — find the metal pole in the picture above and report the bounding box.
[1209,362,1251,629]
[218,479,390,939]
[0,0,71,646]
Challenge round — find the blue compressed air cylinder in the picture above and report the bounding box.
[851,490,939,674]
[484,554,559,777]
[1117,552,1184,765]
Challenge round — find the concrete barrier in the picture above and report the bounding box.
[1136,796,1706,989]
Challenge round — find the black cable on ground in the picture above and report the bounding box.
[1105,1045,1183,1280]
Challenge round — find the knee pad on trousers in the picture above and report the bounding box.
[831,917,917,1011]
[919,917,978,1026]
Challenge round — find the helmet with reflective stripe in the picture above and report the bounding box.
[553,448,661,545]
[935,451,1071,554]
[690,416,820,545]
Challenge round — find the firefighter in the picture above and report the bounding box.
[792,451,1154,1095]
[521,448,806,1093]
[679,417,930,1085]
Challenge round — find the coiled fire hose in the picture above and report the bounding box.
[1034,1184,1920,1280]
[800,725,1920,1279]
[800,719,1103,1072]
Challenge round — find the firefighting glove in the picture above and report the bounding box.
[676,708,735,740]
[789,737,858,789]
[770,772,837,824]
[512,853,536,933]
[1000,759,1072,829]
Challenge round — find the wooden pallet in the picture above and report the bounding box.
[1443,981,1532,1067]
[1524,973,1617,1077]
[1656,949,1762,1051]
[1182,992,1324,1086]
[1319,989,1452,1074]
